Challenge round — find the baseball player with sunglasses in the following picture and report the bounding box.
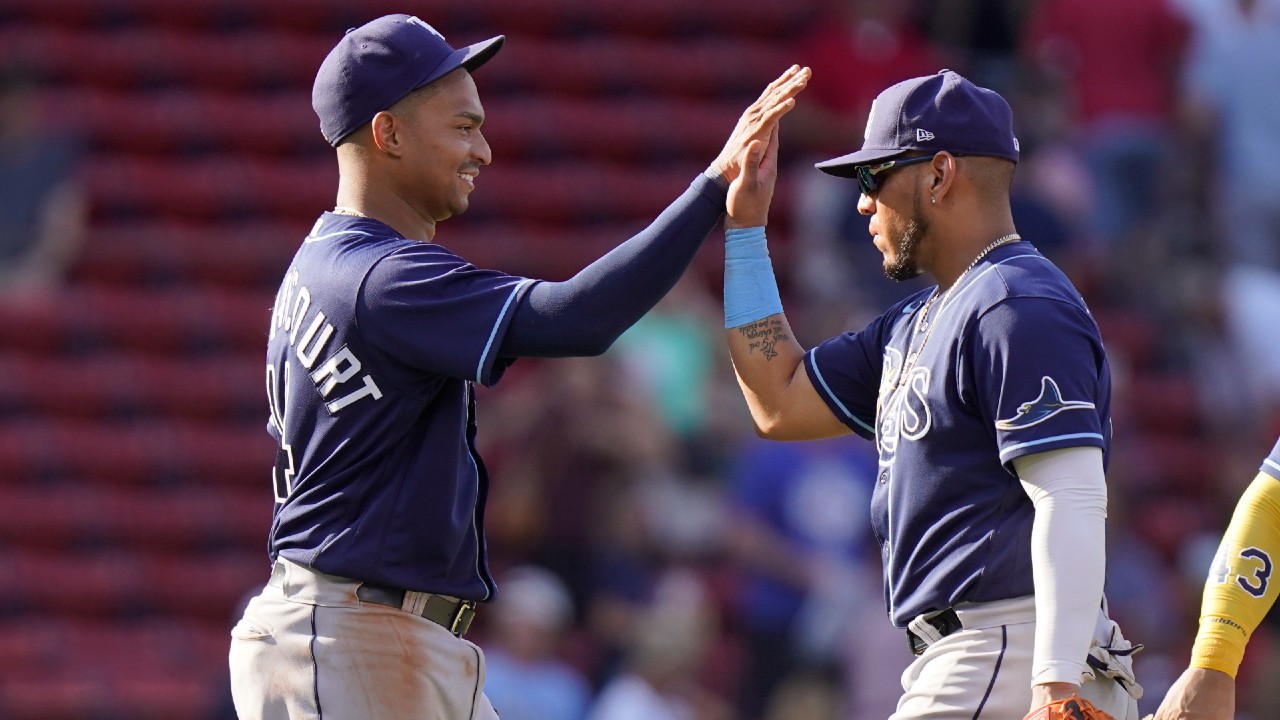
[226,13,809,720]
[1151,435,1280,720]
[719,69,1142,719]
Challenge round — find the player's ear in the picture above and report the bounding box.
[928,152,957,204]
[369,111,404,157]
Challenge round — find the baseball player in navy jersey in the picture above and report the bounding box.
[718,70,1142,719]
[226,13,809,720]
[1151,434,1280,720]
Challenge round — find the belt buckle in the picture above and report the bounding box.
[449,600,477,636]
[907,630,927,656]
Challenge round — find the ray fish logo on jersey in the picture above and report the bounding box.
[995,376,1094,430]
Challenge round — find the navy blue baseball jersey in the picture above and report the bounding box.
[265,212,535,601]
[1264,437,1280,481]
[803,241,1112,627]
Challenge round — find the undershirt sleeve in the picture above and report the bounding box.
[1190,442,1280,677]
[498,174,726,358]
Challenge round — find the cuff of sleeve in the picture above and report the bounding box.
[701,167,730,192]
[1032,661,1088,687]
[1190,621,1248,678]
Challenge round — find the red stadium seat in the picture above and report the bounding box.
[76,220,303,287]
[0,485,106,548]
[96,485,271,551]
[2,550,142,617]
[140,551,269,620]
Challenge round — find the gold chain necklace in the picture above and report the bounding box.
[333,206,369,218]
[896,233,1021,388]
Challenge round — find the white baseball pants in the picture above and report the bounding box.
[228,557,499,720]
[891,595,1140,720]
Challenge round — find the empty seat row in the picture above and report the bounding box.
[77,220,302,288]
[1,25,331,91]
[82,154,336,223]
[0,482,269,551]
[488,36,799,99]
[0,548,266,619]
[43,86,746,163]
[0,285,272,354]
[6,24,795,99]
[0,0,814,38]
[81,153,709,224]
[0,616,235,719]
[0,417,273,485]
[43,87,319,156]
[0,351,263,420]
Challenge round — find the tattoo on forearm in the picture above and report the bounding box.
[736,317,788,361]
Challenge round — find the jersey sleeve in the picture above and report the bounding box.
[357,243,536,386]
[1191,438,1280,677]
[960,297,1109,467]
[802,313,892,440]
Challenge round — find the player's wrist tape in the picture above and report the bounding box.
[724,226,783,329]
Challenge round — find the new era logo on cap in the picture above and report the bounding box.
[814,70,1020,178]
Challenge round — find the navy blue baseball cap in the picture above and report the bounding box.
[312,14,505,146]
[815,69,1019,177]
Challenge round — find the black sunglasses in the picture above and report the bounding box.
[855,155,934,196]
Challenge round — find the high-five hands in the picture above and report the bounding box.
[709,65,810,184]
[726,125,780,229]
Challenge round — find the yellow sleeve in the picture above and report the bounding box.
[1190,471,1280,677]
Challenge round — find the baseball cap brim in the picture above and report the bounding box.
[814,147,907,178]
[417,35,505,91]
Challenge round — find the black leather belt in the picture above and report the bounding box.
[357,583,477,637]
[907,608,963,656]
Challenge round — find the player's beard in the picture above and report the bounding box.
[883,191,928,282]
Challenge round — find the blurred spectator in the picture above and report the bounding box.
[1177,0,1280,270]
[481,566,592,720]
[786,0,948,160]
[587,569,730,720]
[724,435,893,720]
[784,0,947,312]
[921,0,1033,93]
[477,353,677,603]
[1022,0,1190,266]
[1218,265,1280,418]
[612,276,725,472]
[0,63,86,291]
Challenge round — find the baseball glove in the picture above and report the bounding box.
[1023,695,1115,720]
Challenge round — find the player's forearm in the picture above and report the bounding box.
[1014,447,1108,686]
[721,225,807,437]
[727,315,807,436]
[499,174,725,357]
[1192,470,1280,677]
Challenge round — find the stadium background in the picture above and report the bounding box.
[0,0,1277,718]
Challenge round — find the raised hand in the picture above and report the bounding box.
[709,65,810,183]
[726,124,780,229]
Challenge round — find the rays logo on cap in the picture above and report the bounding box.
[407,16,446,41]
[864,99,879,141]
